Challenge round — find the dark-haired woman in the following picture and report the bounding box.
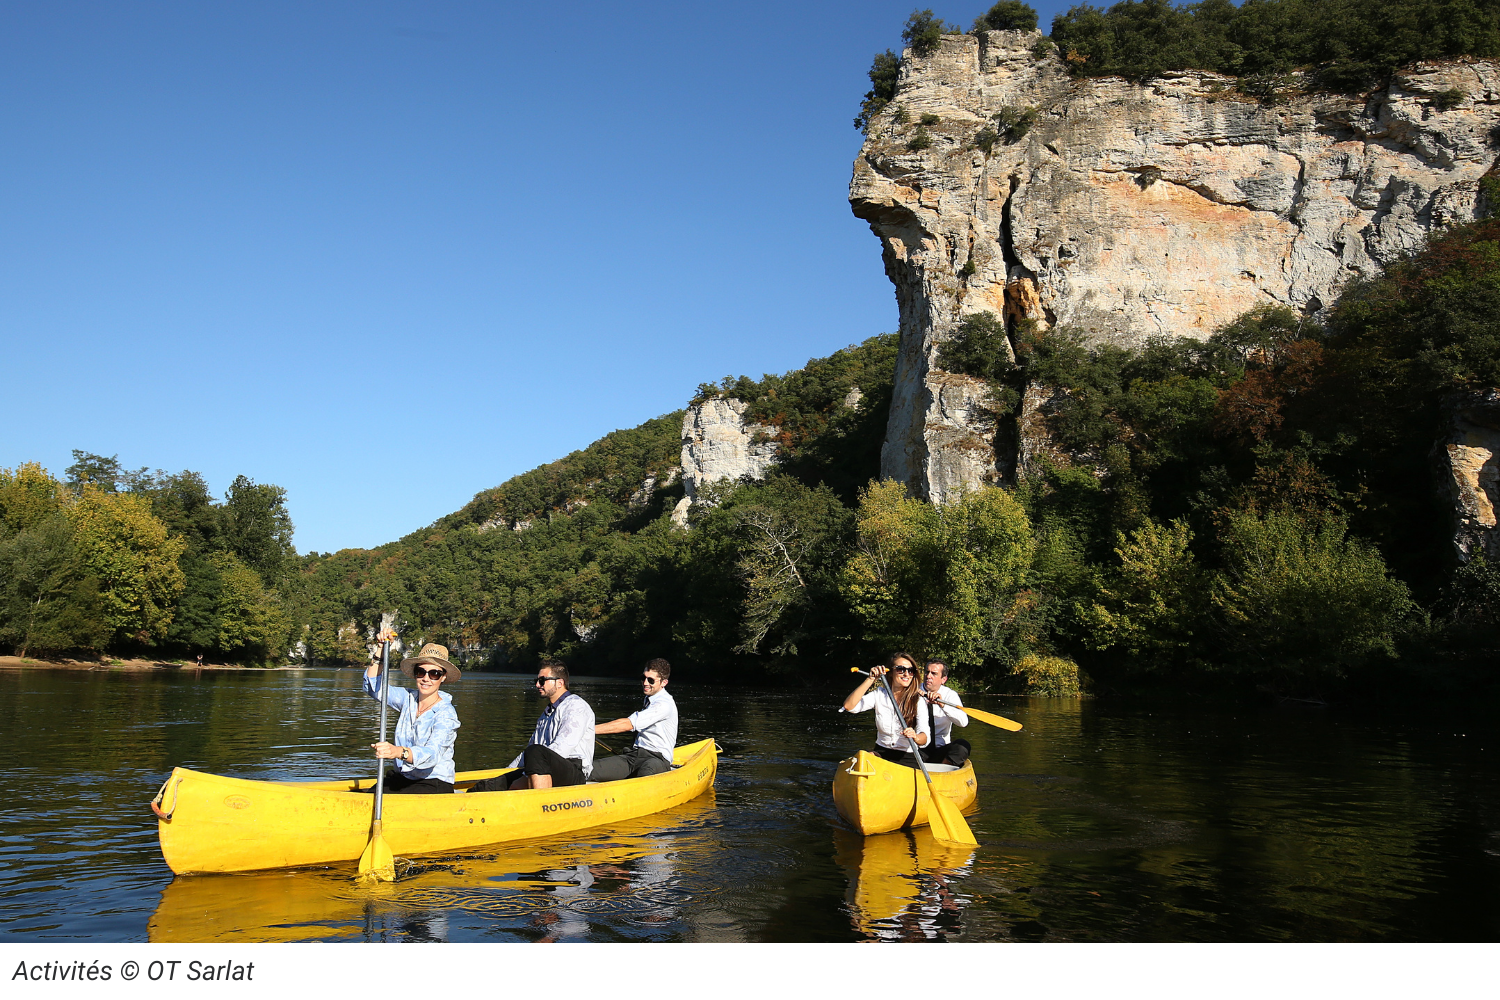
[363,641,462,794]
[841,651,930,768]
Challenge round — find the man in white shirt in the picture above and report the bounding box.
[473,659,595,791]
[591,658,678,781]
[919,659,971,766]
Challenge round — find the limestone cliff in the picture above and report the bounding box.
[674,398,779,524]
[851,30,1500,501]
[1441,389,1500,563]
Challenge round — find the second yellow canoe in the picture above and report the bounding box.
[831,749,977,835]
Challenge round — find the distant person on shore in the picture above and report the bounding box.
[363,642,461,794]
[919,659,971,767]
[195,653,204,669]
[473,660,594,791]
[842,651,930,768]
[591,658,677,781]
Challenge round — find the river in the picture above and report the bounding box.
[1,666,1496,942]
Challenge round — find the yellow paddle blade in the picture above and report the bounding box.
[357,820,395,882]
[926,791,979,847]
[965,705,1022,732]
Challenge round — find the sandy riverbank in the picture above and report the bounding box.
[0,656,318,672]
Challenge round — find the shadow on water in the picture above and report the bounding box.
[2,667,1499,941]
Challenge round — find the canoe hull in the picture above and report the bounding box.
[831,750,977,836]
[153,739,718,875]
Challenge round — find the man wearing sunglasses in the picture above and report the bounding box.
[590,658,677,781]
[476,660,595,792]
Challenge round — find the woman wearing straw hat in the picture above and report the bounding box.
[362,642,462,794]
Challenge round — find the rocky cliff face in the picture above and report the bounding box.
[851,30,1500,501]
[1441,389,1500,563]
[674,398,779,524]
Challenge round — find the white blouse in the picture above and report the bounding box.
[851,687,931,751]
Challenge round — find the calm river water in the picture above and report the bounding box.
[1,666,1496,943]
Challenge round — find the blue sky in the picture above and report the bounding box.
[2,0,1072,554]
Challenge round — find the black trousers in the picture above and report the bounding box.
[873,745,923,769]
[469,744,586,791]
[590,746,671,782]
[920,738,971,767]
[363,772,454,794]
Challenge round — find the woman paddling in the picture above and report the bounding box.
[363,642,462,794]
[842,651,930,768]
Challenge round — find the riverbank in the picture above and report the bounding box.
[0,655,307,672]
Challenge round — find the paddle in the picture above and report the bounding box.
[852,667,978,847]
[357,635,396,882]
[958,704,1023,732]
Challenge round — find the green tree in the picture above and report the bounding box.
[1211,509,1415,681]
[1082,518,1206,669]
[209,550,290,662]
[67,483,186,644]
[0,515,108,657]
[855,49,903,132]
[973,1,1039,33]
[904,9,950,56]
[0,462,68,539]
[220,475,295,587]
[842,481,1036,676]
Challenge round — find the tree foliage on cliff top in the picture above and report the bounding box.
[1050,0,1500,91]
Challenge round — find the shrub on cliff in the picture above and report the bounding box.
[855,49,902,132]
[903,9,952,57]
[973,1,1039,33]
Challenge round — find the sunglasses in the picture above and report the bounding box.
[534,675,556,686]
[412,666,446,680]
[891,665,915,674]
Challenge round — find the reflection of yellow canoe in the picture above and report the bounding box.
[831,750,977,835]
[832,826,975,934]
[151,739,718,875]
[148,792,719,942]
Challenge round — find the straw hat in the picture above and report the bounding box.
[399,642,460,682]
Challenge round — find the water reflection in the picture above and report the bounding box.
[5,667,1499,942]
[148,794,715,943]
[833,827,975,941]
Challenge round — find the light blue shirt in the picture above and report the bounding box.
[364,674,460,784]
[629,688,678,760]
[511,691,596,777]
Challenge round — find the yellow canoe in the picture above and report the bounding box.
[148,792,720,942]
[151,739,719,875]
[831,749,977,836]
